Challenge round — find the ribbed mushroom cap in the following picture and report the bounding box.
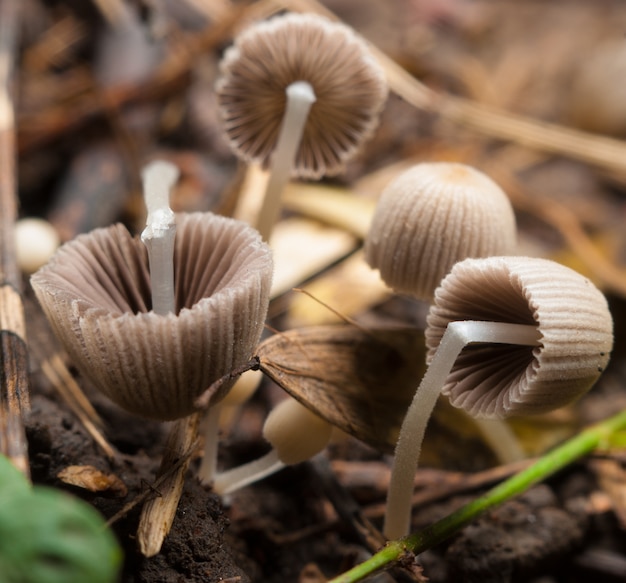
[216,13,388,179]
[31,213,273,421]
[425,256,613,418]
[365,162,517,300]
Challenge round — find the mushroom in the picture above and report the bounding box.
[216,12,388,240]
[212,396,332,495]
[30,192,273,422]
[364,162,517,301]
[383,255,614,539]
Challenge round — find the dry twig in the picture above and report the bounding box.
[0,0,30,477]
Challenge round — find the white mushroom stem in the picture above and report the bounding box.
[198,369,263,484]
[213,449,285,495]
[141,160,180,315]
[383,320,541,540]
[198,404,222,483]
[472,416,525,464]
[255,81,316,242]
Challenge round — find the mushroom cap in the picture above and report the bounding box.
[31,213,273,421]
[216,12,388,179]
[262,397,332,465]
[425,256,614,418]
[365,162,517,300]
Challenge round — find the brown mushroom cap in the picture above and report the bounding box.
[31,213,273,421]
[216,12,388,179]
[425,256,613,418]
[365,162,517,300]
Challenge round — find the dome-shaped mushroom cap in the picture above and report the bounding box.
[426,256,614,418]
[216,12,388,179]
[30,213,273,421]
[262,397,332,465]
[365,162,517,300]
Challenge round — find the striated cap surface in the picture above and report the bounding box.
[365,162,516,300]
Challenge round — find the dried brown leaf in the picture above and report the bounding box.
[57,465,127,497]
[258,325,427,453]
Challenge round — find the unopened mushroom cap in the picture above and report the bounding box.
[216,12,388,179]
[262,397,332,465]
[365,162,517,300]
[31,213,273,421]
[426,256,614,418]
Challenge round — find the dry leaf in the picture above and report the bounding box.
[57,465,127,497]
[258,324,427,453]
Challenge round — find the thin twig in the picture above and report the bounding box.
[0,0,30,478]
[105,445,197,528]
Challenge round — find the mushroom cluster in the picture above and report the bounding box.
[362,160,614,538]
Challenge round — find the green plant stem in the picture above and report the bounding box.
[328,408,626,583]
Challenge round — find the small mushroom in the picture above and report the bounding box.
[383,256,614,539]
[365,162,517,301]
[216,12,388,240]
[30,212,273,421]
[212,397,332,494]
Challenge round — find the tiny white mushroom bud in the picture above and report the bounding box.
[15,218,60,274]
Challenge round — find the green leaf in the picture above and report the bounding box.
[0,456,122,583]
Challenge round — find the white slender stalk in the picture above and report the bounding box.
[212,449,285,495]
[141,160,180,315]
[198,404,222,484]
[472,417,525,464]
[383,320,541,540]
[255,81,316,242]
[198,369,263,484]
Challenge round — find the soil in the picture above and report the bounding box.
[8,1,626,582]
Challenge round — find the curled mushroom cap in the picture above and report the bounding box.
[425,256,613,418]
[31,213,273,421]
[365,162,517,300]
[216,12,388,179]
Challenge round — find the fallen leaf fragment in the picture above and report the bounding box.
[57,465,127,497]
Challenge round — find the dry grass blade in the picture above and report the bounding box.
[258,325,427,453]
[137,413,200,557]
[41,354,116,459]
[278,0,626,176]
[0,0,30,477]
